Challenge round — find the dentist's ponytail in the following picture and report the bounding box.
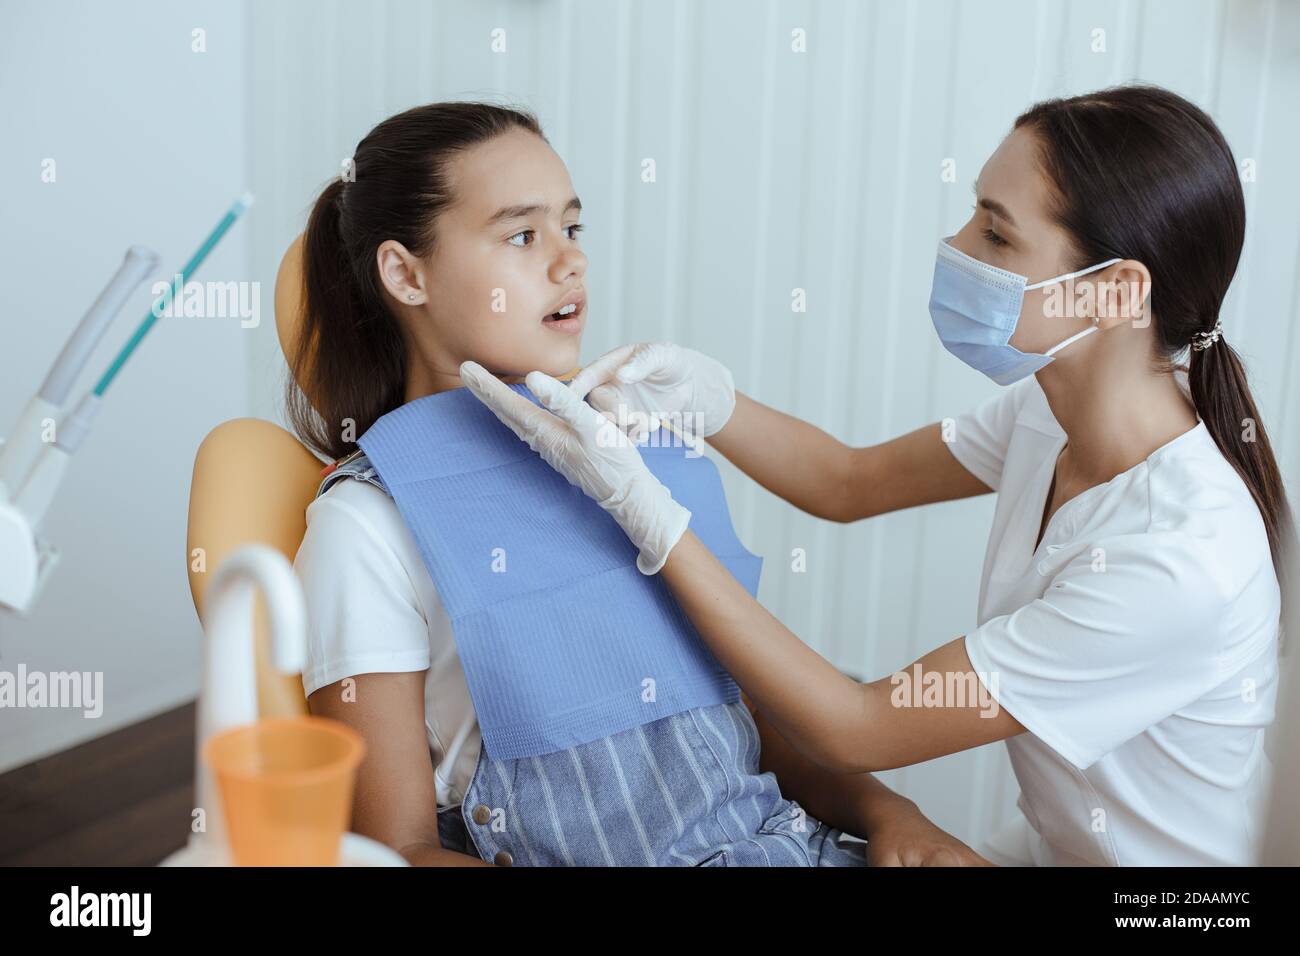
[1187,332,1293,605]
[286,101,546,462]
[1015,84,1295,613]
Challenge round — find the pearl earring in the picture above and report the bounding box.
[408,294,416,301]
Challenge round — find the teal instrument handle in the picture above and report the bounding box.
[92,193,253,397]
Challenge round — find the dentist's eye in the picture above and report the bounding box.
[507,230,535,247]
[982,227,1008,247]
[565,223,585,240]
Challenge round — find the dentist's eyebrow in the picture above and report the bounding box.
[486,196,583,226]
[971,181,1018,228]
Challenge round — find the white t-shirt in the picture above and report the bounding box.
[946,373,1281,866]
[293,477,480,807]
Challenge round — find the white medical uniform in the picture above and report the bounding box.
[292,478,481,807]
[946,372,1281,866]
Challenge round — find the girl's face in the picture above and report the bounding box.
[378,128,588,393]
[947,126,1106,356]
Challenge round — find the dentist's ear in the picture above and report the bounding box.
[1095,259,1153,331]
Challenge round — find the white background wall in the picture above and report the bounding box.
[0,1,248,772]
[4,0,1297,852]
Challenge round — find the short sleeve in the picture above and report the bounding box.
[293,489,432,697]
[963,532,1227,769]
[943,378,1037,491]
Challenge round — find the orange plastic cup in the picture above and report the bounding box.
[203,716,365,866]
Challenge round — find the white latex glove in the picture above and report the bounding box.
[566,342,737,446]
[459,360,692,575]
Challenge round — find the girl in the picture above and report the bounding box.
[465,85,1294,866]
[286,101,979,866]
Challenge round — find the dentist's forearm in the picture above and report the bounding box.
[660,529,872,772]
[750,697,916,839]
[658,529,1028,773]
[707,392,856,523]
[711,400,993,525]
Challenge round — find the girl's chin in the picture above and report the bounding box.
[496,346,582,383]
[539,337,583,365]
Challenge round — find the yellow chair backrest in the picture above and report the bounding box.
[186,235,318,717]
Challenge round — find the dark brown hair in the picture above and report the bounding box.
[284,101,545,461]
[1015,84,1295,603]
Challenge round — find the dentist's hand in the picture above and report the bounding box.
[459,361,692,575]
[567,342,737,444]
[865,799,996,868]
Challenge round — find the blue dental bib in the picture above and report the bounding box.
[357,383,762,760]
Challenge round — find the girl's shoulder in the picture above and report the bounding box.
[294,471,457,699]
[306,476,401,555]
[299,476,445,626]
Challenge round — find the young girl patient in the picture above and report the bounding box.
[288,101,982,867]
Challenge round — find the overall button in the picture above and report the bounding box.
[494,850,514,867]
[471,804,492,825]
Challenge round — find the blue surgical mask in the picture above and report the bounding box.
[928,236,1121,385]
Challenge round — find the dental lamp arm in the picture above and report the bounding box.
[1,196,252,615]
[0,250,156,615]
[0,246,158,498]
[2,192,252,508]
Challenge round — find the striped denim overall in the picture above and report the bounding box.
[317,450,869,867]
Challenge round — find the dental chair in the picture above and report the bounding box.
[185,234,321,719]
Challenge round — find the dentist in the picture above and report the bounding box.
[460,85,1292,866]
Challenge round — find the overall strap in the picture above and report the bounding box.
[315,448,391,499]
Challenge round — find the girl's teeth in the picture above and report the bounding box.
[557,303,577,316]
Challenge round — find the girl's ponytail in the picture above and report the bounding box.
[289,177,405,461]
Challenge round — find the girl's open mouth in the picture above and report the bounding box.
[542,296,585,334]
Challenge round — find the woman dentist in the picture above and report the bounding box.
[460,85,1294,866]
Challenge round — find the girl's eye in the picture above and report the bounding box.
[982,227,1008,248]
[507,224,583,246]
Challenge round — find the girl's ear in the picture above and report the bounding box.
[375,239,426,305]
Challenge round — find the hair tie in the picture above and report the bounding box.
[1191,319,1223,352]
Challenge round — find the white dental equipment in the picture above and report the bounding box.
[0,195,253,615]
